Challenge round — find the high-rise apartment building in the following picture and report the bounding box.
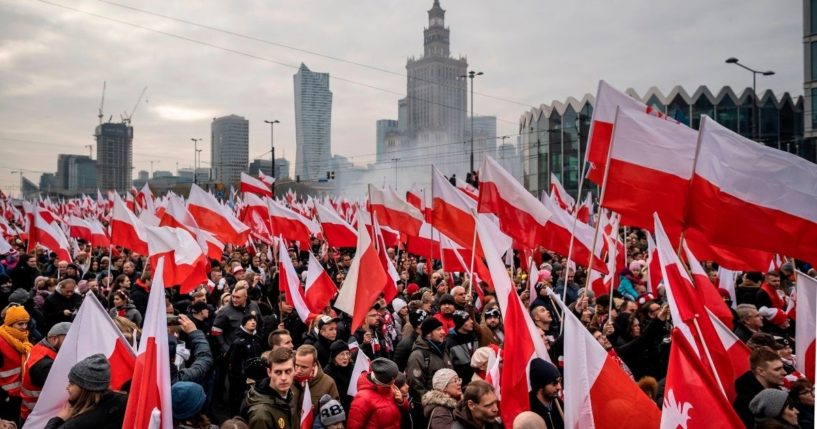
[294,63,333,181]
[248,158,290,179]
[211,115,249,186]
[95,122,132,192]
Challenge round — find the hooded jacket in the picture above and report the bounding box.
[109,302,142,327]
[406,337,453,402]
[242,378,300,429]
[347,372,406,429]
[422,390,458,429]
[43,391,127,429]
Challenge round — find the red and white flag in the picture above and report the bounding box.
[335,215,390,332]
[661,329,743,429]
[300,382,314,429]
[187,184,249,246]
[682,242,734,330]
[347,348,370,396]
[549,172,575,211]
[111,192,149,254]
[268,198,317,245]
[304,252,337,314]
[145,226,208,293]
[371,213,399,303]
[477,155,552,250]
[159,195,224,260]
[687,115,817,264]
[474,214,549,425]
[575,192,593,225]
[539,190,607,274]
[645,232,660,295]
[240,172,273,198]
[123,257,174,429]
[23,293,136,429]
[67,215,110,248]
[315,202,357,248]
[368,185,424,237]
[28,206,72,262]
[795,271,817,381]
[278,238,312,324]
[258,170,276,188]
[557,292,661,428]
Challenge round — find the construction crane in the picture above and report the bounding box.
[97,81,106,124]
[84,144,93,159]
[148,160,161,177]
[123,86,148,125]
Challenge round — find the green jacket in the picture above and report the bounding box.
[243,378,300,429]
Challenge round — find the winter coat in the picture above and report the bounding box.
[212,302,263,356]
[394,332,416,370]
[347,372,406,429]
[10,263,39,290]
[43,391,127,429]
[529,393,563,429]
[445,329,478,383]
[242,378,300,429]
[732,370,767,429]
[109,303,142,326]
[450,404,502,429]
[171,329,214,385]
[406,337,453,402]
[422,390,458,429]
[324,361,353,412]
[293,365,340,410]
[228,328,264,379]
[303,331,334,368]
[41,291,82,334]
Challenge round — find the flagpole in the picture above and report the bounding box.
[677,114,707,256]
[558,145,589,308]
[691,316,728,397]
[107,244,112,285]
[467,223,478,299]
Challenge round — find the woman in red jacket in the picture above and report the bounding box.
[347,358,407,429]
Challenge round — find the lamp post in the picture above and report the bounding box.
[725,58,774,141]
[264,119,280,191]
[190,138,202,184]
[460,70,483,173]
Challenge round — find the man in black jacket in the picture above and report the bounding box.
[733,347,786,428]
[528,358,564,429]
[394,309,427,370]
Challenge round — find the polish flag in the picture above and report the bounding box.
[125,191,136,213]
[654,213,744,402]
[440,235,468,273]
[585,80,662,185]
[316,202,357,248]
[335,216,390,332]
[556,292,661,428]
[455,178,479,201]
[406,184,430,221]
[645,232,660,295]
[357,208,401,248]
[539,191,607,274]
[707,308,750,382]
[240,172,273,198]
[187,184,249,246]
[258,170,276,188]
[477,155,552,250]
[575,192,593,225]
[0,235,12,255]
[268,198,317,245]
[717,266,738,310]
[682,242,734,330]
[159,195,224,260]
[123,257,173,429]
[368,185,424,237]
[549,173,575,211]
[67,215,111,248]
[795,271,817,381]
[661,329,743,429]
[372,214,399,303]
[347,348,370,396]
[474,214,549,425]
[405,222,440,262]
[23,293,136,429]
[136,182,155,213]
[300,382,314,429]
[240,193,273,243]
[145,226,208,294]
[304,252,337,314]
[687,115,817,264]
[28,207,72,262]
[278,238,312,324]
[111,193,149,254]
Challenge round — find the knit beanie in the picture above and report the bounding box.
[370,358,399,385]
[749,388,789,419]
[68,353,110,391]
[470,347,496,369]
[319,394,346,426]
[7,288,29,305]
[409,309,429,329]
[171,381,207,420]
[329,340,349,362]
[392,298,407,314]
[47,322,72,337]
[452,310,471,330]
[432,368,459,391]
[4,305,29,326]
[529,358,560,392]
[420,317,444,337]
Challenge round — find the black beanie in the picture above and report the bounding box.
[421,317,444,337]
[529,358,561,392]
[409,309,429,328]
[329,340,349,361]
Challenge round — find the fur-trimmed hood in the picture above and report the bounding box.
[422,389,458,410]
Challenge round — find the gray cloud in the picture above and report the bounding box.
[0,0,802,192]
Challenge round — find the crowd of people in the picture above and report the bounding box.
[0,219,813,429]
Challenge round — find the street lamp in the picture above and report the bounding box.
[725,57,774,141]
[264,120,280,191]
[460,70,483,173]
[191,138,202,184]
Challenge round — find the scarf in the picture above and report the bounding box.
[0,325,33,355]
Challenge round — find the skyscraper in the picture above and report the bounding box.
[376,120,399,163]
[294,63,333,181]
[211,114,249,186]
[95,122,133,192]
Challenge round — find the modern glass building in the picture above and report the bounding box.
[519,86,807,198]
[211,114,249,186]
[294,63,333,182]
[804,0,817,146]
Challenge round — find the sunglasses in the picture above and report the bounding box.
[484,309,501,319]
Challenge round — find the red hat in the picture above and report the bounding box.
[406,283,420,295]
[231,265,245,274]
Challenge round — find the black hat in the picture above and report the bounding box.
[329,340,349,361]
[452,310,471,330]
[317,315,341,330]
[420,317,444,337]
[529,358,561,392]
[189,301,209,313]
[241,313,258,327]
[409,309,428,328]
[370,358,399,385]
[438,294,456,306]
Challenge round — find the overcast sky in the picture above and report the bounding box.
[0,0,804,194]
